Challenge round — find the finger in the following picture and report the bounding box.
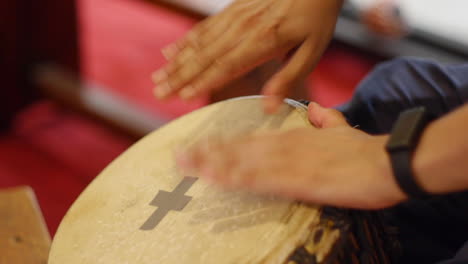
[159,0,265,62]
[307,102,348,128]
[187,132,307,196]
[180,138,242,185]
[262,36,320,113]
[154,16,257,100]
[154,1,272,99]
[153,14,231,85]
[154,37,207,88]
[154,36,239,99]
[176,143,209,176]
[197,138,264,188]
[177,29,284,100]
[161,13,232,61]
[161,18,215,60]
[200,144,241,185]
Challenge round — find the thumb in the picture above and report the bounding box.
[308,102,348,128]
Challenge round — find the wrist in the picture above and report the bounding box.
[373,135,408,204]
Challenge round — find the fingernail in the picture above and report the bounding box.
[155,83,172,99]
[179,86,197,100]
[162,44,178,60]
[152,69,167,83]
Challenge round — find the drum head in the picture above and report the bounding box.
[49,97,335,264]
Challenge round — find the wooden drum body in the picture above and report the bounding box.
[49,97,396,264]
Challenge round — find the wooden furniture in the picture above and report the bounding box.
[0,186,51,264]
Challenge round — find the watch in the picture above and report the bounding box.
[385,107,431,199]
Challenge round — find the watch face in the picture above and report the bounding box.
[386,107,429,152]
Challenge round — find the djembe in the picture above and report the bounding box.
[48,96,397,264]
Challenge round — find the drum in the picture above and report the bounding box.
[48,96,397,264]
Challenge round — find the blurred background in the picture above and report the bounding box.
[1,0,467,237]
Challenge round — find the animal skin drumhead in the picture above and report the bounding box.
[48,97,341,264]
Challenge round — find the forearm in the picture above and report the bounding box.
[413,103,468,194]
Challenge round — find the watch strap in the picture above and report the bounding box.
[386,107,432,199]
[389,150,430,198]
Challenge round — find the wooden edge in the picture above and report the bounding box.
[0,186,51,241]
[23,186,51,243]
[0,186,51,264]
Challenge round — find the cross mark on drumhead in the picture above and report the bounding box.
[140,177,198,230]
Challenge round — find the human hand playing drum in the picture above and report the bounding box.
[152,0,343,113]
[153,0,468,211]
[154,0,418,210]
[176,102,407,210]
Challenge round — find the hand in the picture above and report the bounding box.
[361,0,408,38]
[153,0,343,113]
[176,103,407,209]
